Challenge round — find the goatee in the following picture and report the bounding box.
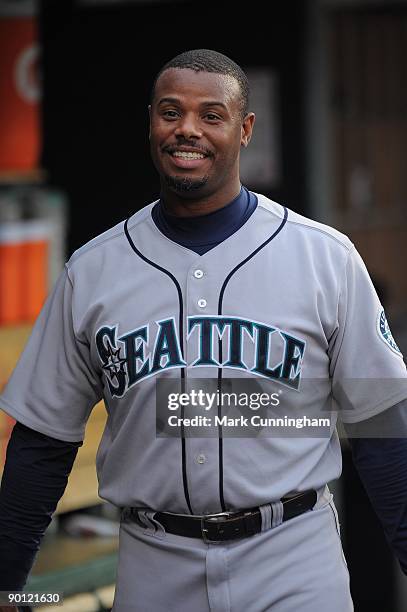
[164,174,209,193]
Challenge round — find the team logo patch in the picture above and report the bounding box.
[377,308,402,355]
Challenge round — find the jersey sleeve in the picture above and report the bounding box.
[329,246,407,423]
[0,267,103,441]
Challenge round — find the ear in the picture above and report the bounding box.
[148,105,152,139]
[241,112,255,148]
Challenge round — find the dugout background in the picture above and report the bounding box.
[38,0,308,254]
[0,0,406,610]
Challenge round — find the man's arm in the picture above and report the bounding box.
[344,398,407,574]
[0,422,82,591]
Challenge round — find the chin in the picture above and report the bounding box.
[164,174,209,194]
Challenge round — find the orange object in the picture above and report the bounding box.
[0,223,25,325]
[0,221,49,325]
[0,17,41,172]
[20,221,49,322]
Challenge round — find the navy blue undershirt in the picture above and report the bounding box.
[151,185,257,255]
[1,186,407,589]
[0,423,81,590]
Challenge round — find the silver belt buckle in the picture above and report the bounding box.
[201,510,235,543]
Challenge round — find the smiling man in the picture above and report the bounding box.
[1,49,407,612]
[149,63,254,212]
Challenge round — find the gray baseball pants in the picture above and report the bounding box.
[112,487,353,612]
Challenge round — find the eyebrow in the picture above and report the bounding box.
[157,97,228,110]
[157,97,180,106]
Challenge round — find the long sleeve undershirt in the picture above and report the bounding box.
[0,423,81,589]
[344,402,407,575]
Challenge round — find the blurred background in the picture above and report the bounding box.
[0,0,406,610]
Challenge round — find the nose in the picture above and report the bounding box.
[174,113,202,139]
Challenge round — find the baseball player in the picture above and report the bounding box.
[1,49,407,612]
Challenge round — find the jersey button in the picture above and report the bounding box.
[198,298,207,308]
[196,454,206,464]
[194,269,204,279]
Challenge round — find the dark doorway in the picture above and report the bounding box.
[39,0,307,253]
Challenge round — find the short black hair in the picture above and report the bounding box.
[151,49,249,119]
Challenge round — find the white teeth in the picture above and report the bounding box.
[173,151,205,160]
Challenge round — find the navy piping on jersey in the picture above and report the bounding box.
[124,199,288,514]
[123,219,194,515]
[216,206,288,510]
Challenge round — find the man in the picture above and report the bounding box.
[1,49,407,612]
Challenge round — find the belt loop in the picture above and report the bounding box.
[271,500,284,528]
[313,485,331,510]
[137,509,166,538]
[259,504,272,532]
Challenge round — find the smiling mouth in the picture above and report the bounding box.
[163,147,211,170]
[172,151,206,160]
[164,143,213,159]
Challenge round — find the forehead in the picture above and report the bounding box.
[153,68,241,109]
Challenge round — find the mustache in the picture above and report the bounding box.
[163,140,214,157]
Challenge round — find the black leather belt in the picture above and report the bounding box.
[153,490,317,542]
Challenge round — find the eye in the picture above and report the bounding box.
[162,110,180,120]
[204,113,221,122]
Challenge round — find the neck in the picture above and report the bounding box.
[160,178,242,218]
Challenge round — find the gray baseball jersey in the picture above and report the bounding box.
[1,193,406,516]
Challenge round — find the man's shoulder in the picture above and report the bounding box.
[255,192,353,252]
[67,201,157,269]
